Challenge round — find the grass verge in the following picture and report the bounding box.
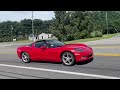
[64,33,119,44]
[10,33,119,44]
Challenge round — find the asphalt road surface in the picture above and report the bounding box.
[0,46,120,79]
[0,53,120,79]
[0,34,120,79]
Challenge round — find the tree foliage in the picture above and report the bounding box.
[0,19,51,42]
[49,11,120,41]
[0,11,120,42]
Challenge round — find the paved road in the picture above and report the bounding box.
[0,53,120,79]
[0,34,120,79]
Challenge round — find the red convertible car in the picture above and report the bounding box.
[17,40,93,66]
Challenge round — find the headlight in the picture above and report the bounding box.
[74,48,84,52]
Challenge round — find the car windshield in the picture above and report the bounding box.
[46,40,65,48]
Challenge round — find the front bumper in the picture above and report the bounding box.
[74,52,94,62]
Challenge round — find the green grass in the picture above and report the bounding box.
[16,40,33,43]
[15,33,119,44]
[15,37,58,43]
[64,33,119,44]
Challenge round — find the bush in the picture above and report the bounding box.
[90,32,96,38]
[73,33,80,40]
[58,35,66,41]
[79,30,89,39]
[97,31,102,37]
[67,34,74,41]
[58,34,75,41]
[90,31,102,38]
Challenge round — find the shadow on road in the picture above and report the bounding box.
[30,58,94,66]
[76,58,94,65]
[32,61,62,65]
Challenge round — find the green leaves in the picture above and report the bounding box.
[90,31,102,38]
[0,11,120,42]
[49,11,120,41]
[0,19,52,42]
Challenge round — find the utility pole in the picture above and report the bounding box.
[106,12,109,34]
[11,26,13,41]
[32,11,34,42]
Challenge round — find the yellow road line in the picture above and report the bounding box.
[0,52,120,57]
[93,46,120,48]
[94,53,120,56]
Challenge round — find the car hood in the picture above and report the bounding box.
[62,44,88,49]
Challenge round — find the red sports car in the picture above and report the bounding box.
[17,40,93,66]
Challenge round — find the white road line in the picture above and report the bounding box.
[0,63,119,79]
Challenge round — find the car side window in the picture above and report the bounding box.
[35,42,45,48]
[45,42,53,48]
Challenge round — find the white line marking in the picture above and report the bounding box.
[0,63,119,79]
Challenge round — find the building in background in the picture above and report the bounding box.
[38,33,53,40]
[28,34,38,41]
[29,33,58,41]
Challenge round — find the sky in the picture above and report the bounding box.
[0,11,55,22]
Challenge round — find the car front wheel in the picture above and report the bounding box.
[61,52,75,66]
[21,52,31,63]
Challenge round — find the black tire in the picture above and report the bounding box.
[61,52,75,66]
[21,52,31,63]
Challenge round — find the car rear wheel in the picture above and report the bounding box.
[61,52,75,66]
[21,52,30,63]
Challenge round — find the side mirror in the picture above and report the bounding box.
[40,46,47,49]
